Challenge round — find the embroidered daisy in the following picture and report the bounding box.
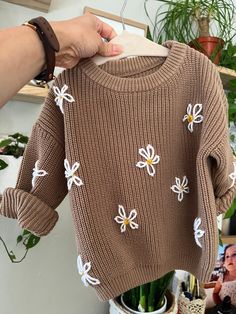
[170,176,190,202]
[229,161,236,188]
[31,160,48,188]
[183,103,203,133]
[64,159,83,190]
[77,255,100,287]
[114,205,139,233]
[136,144,160,177]
[194,217,205,248]
[53,84,75,114]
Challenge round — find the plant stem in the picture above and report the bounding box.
[0,236,28,263]
[148,280,158,311]
[139,283,149,311]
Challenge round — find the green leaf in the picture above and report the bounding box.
[0,159,8,170]
[224,198,236,219]
[0,138,12,148]
[18,135,28,144]
[22,229,31,236]
[17,235,23,244]
[218,229,223,247]
[9,250,16,261]
[24,234,40,249]
[9,133,20,140]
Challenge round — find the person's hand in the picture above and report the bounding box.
[212,281,222,304]
[213,281,222,294]
[51,13,123,69]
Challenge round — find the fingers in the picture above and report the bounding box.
[95,16,117,41]
[98,41,123,57]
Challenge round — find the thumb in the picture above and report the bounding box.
[98,41,123,56]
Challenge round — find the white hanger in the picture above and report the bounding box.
[91,0,169,66]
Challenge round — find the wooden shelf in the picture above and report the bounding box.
[217,66,236,90]
[221,235,236,244]
[13,83,49,104]
[2,0,52,12]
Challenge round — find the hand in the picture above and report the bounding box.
[213,281,222,304]
[51,13,123,68]
[213,281,222,294]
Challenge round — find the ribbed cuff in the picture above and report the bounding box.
[0,188,58,236]
[215,183,236,215]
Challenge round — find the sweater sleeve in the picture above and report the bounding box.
[210,132,236,216]
[0,81,68,236]
[197,59,236,216]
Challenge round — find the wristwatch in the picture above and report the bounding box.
[23,16,60,83]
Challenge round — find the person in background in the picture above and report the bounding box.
[213,244,236,305]
[0,13,123,108]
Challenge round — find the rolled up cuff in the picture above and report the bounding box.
[0,188,58,236]
[215,183,236,216]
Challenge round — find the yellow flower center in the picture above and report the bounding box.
[124,218,130,225]
[147,159,153,165]
[187,115,193,123]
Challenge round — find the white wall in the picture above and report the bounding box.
[0,1,149,314]
[0,1,236,314]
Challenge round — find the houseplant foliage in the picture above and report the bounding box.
[220,41,236,219]
[144,0,236,63]
[0,133,40,262]
[219,41,236,72]
[122,271,175,312]
[0,132,28,170]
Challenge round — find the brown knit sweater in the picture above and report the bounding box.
[1,40,236,301]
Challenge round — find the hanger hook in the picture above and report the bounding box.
[120,0,128,31]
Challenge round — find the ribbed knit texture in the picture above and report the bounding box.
[1,40,236,301]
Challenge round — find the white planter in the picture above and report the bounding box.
[121,294,167,314]
[109,295,168,314]
[0,155,22,194]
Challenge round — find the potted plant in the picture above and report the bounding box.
[0,133,40,262]
[219,41,236,72]
[144,0,236,64]
[0,132,28,191]
[109,271,176,313]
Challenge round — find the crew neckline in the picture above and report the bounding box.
[80,40,187,92]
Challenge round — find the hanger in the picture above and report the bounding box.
[91,0,169,65]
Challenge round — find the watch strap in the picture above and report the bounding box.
[23,16,60,82]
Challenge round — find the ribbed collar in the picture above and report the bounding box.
[80,40,187,92]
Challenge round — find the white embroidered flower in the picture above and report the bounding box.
[136,144,160,177]
[194,217,205,248]
[53,84,75,114]
[114,205,139,233]
[77,255,100,287]
[31,160,48,188]
[183,103,203,133]
[64,159,83,190]
[229,161,236,188]
[170,176,190,202]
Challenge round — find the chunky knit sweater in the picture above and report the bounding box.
[1,40,236,301]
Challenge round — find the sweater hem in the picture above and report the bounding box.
[93,262,213,301]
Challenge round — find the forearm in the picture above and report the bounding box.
[0,14,121,108]
[0,25,45,107]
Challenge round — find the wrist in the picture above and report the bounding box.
[50,21,67,51]
[23,17,59,82]
[20,25,46,71]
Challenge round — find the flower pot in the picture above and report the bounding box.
[109,290,176,314]
[188,36,224,65]
[0,155,22,194]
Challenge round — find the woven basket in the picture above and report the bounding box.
[178,288,206,314]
